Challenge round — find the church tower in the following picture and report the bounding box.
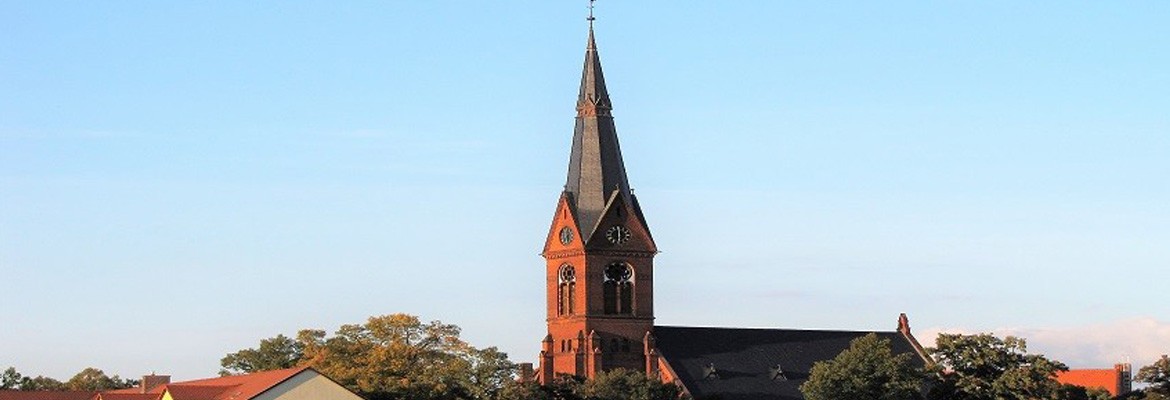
[538,22,658,382]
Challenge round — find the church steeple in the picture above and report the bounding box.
[564,24,634,239]
[538,16,658,381]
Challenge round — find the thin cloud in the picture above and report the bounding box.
[919,317,1170,369]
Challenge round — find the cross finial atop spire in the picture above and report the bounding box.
[588,0,596,25]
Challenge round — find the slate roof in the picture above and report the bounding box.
[563,25,642,240]
[653,326,929,400]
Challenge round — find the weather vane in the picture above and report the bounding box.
[588,0,596,24]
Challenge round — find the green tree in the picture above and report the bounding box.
[1055,384,1114,400]
[222,313,516,400]
[1138,356,1170,394]
[927,333,1068,400]
[496,381,553,400]
[462,347,519,400]
[499,370,682,400]
[2,367,24,390]
[18,375,65,391]
[799,333,925,400]
[579,369,683,400]
[65,367,136,391]
[498,375,583,400]
[220,334,306,375]
[1122,355,1170,400]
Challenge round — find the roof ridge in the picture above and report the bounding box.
[237,366,313,400]
[655,325,898,334]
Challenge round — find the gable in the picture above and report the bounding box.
[543,193,585,256]
[157,367,321,400]
[251,370,362,400]
[653,326,928,400]
[583,191,656,252]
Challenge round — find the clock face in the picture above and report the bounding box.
[605,225,631,245]
[559,227,574,245]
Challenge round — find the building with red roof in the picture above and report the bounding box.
[523,12,935,400]
[0,392,99,400]
[0,367,361,400]
[1056,364,1132,397]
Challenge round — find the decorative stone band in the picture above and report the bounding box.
[576,99,612,117]
[543,249,586,259]
[543,249,656,259]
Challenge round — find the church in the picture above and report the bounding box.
[527,16,932,400]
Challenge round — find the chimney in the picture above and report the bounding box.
[140,374,170,393]
[517,363,534,383]
[897,313,911,334]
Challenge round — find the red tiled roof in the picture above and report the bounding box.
[1,367,314,400]
[162,386,231,400]
[1056,369,1122,396]
[98,388,157,395]
[0,391,98,400]
[95,390,134,395]
[97,394,160,400]
[161,367,309,400]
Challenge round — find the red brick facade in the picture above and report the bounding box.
[539,193,657,381]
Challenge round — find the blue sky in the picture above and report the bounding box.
[2,1,1168,380]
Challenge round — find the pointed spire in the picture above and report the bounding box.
[577,26,611,118]
[564,22,632,237]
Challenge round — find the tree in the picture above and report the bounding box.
[497,375,582,400]
[1138,356,1170,394]
[220,334,306,375]
[799,333,925,400]
[927,333,1068,400]
[65,367,137,391]
[1055,384,1113,400]
[496,381,555,400]
[497,371,683,400]
[222,313,517,400]
[2,367,23,390]
[18,375,65,391]
[2,367,134,391]
[462,347,519,400]
[1122,355,1170,400]
[579,369,684,400]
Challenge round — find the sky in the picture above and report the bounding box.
[2,1,1168,381]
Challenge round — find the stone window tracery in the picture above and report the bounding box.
[603,262,633,315]
[557,264,576,316]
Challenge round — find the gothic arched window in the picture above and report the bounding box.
[557,264,576,316]
[603,262,633,315]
